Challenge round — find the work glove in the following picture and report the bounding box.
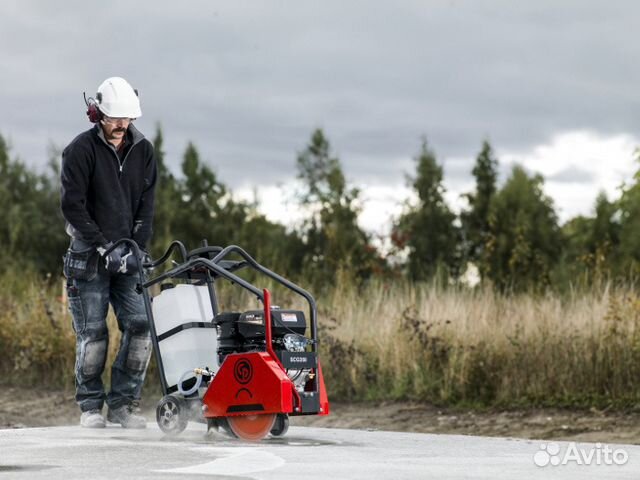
[120,247,153,275]
[97,242,127,274]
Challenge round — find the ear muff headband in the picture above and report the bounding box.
[84,92,102,123]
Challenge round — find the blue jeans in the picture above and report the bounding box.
[67,265,152,412]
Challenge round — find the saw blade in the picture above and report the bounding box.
[227,413,277,442]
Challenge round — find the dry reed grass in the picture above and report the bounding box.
[2,273,640,408]
[318,279,640,407]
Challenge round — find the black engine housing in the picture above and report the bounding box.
[215,309,306,360]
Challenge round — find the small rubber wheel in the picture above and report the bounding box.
[156,395,188,435]
[270,414,289,437]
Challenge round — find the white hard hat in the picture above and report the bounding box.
[96,77,142,118]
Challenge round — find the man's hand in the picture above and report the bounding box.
[97,243,151,275]
[119,248,138,274]
[119,247,152,274]
[97,242,127,274]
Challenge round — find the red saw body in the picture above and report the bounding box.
[203,351,295,417]
[203,289,329,440]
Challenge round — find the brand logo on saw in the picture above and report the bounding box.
[234,359,253,384]
[289,356,307,363]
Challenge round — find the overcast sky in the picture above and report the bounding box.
[2,1,639,234]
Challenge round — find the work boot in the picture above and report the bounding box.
[107,402,147,429]
[80,409,106,428]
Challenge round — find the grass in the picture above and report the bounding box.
[3,270,640,410]
[318,279,640,408]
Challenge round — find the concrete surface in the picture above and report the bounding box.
[0,423,639,479]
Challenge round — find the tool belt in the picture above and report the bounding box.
[63,239,99,281]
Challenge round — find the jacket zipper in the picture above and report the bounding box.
[96,126,142,176]
[106,142,135,175]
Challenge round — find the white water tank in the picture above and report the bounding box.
[152,284,219,390]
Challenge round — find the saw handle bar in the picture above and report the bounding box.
[210,245,318,351]
[147,240,189,268]
[187,245,223,258]
[143,256,264,300]
[142,244,319,353]
[187,246,249,273]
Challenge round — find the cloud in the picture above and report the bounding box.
[499,130,638,221]
[547,166,594,184]
[2,1,640,226]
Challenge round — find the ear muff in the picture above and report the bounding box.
[84,92,102,123]
[87,101,102,123]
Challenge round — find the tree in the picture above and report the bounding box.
[590,192,621,276]
[149,126,183,254]
[172,142,232,248]
[461,140,498,271]
[616,150,640,277]
[559,214,594,286]
[558,192,621,286]
[482,165,561,291]
[235,211,307,277]
[296,129,379,285]
[0,134,67,275]
[392,139,459,281]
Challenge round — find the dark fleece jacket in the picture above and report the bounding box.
[60,123,157,249]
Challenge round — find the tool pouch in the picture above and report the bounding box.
[63,244,99,281]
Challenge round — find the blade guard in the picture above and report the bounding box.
[203,351,295,417]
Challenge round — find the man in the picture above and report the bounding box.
[60,77,157,429]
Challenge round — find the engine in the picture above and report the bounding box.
[216,309,312,392]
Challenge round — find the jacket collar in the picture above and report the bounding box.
[94,123,145,149]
